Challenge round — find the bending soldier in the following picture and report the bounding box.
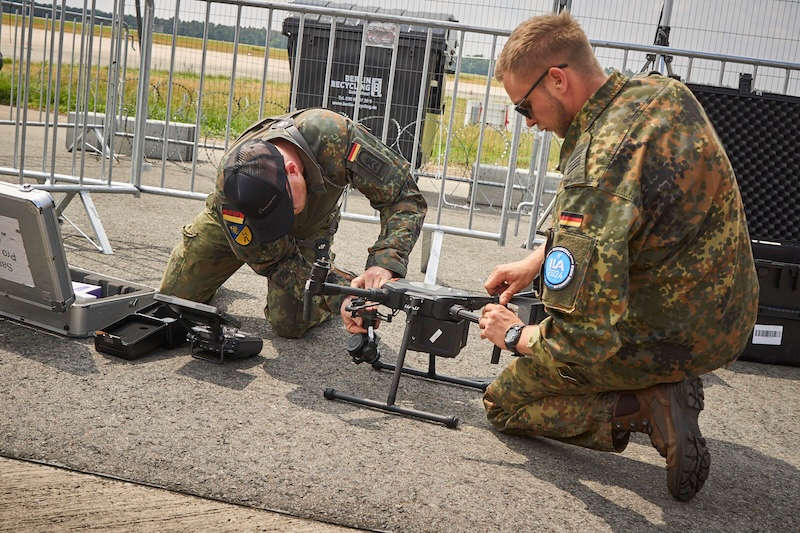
[477,12,758,501]
[160,108,426,338]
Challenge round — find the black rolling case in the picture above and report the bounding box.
[689,75,800,365]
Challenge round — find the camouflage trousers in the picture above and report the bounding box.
[159,207,352,338]
[483,342,731,452]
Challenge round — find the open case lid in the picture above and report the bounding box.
[0,182,74,311]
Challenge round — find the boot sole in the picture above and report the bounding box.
[667,377,710,502]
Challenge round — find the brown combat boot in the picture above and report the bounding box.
[612,377,710,501]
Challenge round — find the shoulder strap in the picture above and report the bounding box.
[234,108,307,143]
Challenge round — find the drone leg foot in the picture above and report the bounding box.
[324,388,458,428]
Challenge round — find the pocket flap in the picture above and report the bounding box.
[541,230,596,313]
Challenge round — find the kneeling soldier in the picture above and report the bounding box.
[478,12,758,501]
[160,108,426,338]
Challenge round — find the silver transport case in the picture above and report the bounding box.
[0,183,155,337]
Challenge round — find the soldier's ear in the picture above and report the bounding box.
[549,66,568,94]
[285,159,301,178]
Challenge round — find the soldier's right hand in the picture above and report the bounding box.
[340,296,382,334]
[484,246,545,305]
[341,296,366,334]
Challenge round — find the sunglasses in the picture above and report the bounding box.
[513,63,568,119]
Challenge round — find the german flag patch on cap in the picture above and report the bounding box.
[559,211,583,228]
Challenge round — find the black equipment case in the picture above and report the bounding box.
[282,0,456,167]
[0,182,155,337]
[688,75,800,365]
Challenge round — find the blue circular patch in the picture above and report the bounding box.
[543,246,575,290]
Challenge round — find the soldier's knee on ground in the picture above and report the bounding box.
[483,384,512,429]
[267,305,332,339]
[270,320,311,339]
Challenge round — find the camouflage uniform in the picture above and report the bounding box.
[160,108,426,338]
[484,72,759,451]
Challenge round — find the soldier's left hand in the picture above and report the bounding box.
[479,303,522,348]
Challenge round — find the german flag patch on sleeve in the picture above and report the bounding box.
[222,209,245,224]
[559,211,584,228]
[347,141,386,176]
[347,142,362,162]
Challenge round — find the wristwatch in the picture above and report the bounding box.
[504,323,525,353]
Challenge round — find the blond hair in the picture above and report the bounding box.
[495,11,601,81]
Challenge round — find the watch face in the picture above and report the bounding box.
[505,325,522,350]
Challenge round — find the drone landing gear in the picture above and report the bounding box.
[372,355,489,392]
[324,297,489,429]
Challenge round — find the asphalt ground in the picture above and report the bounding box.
[1,116,799,532]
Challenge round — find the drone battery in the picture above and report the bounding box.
[408,318,469,357]
[189,327,263,362]
[94,314,168,360]
[225,333,264,358]
[137,302,190,349]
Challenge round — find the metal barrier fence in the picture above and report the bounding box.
[1,0,799,275]
[0,0,135,253]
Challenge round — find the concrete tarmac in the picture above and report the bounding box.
[0,456,364,532]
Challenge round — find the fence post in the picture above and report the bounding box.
[498,113,523,246]
[423,230,444,285]
[526,131,553,250]
[131,0,154,188]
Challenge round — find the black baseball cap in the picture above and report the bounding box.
[221,139,293,243]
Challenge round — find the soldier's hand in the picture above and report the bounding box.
[479,303,524,349]
[340,296,382,334]
[340,267,392,333]
[484,247,545,305]
[340,296,367,334]
[351,265,394,290]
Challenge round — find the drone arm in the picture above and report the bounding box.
[303,278,391,322]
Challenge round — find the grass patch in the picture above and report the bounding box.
[0,62,291,139]
[0,15,289,61]
[148,32,289,62]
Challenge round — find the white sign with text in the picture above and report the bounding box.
[0,215,35,287]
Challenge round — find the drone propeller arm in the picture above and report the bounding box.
[303,279,390,322]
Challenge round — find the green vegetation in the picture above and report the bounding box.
[146,17,289,50]
[426,96,560,173]
[1,5,289,49]
[0,62,292,139]
[0,13,290,61]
